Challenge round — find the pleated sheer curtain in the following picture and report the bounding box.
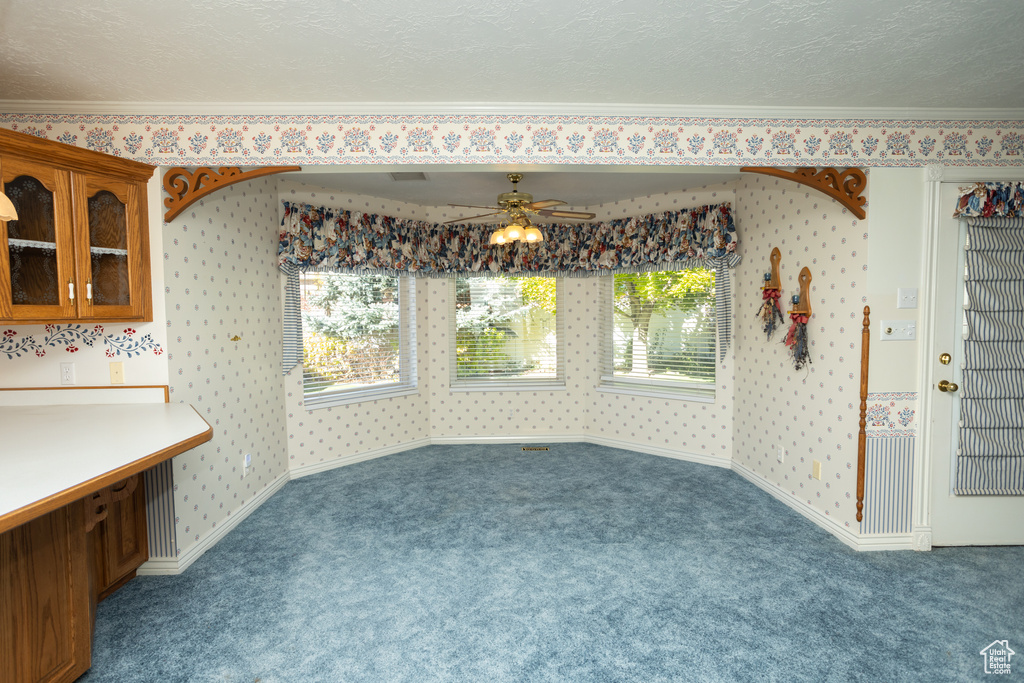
[953,183,1024,495]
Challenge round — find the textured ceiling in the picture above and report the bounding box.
[291,168,742,212]
[2,0,1023,111]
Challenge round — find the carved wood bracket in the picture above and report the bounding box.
[84,475,139,532]
[163,166,301,221]
[740,166,867,219]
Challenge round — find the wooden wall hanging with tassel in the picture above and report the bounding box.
[757,247,785,340]
[785,267,813,370]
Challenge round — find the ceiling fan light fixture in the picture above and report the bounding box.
[489,229,506,245]
[523,227,544,242]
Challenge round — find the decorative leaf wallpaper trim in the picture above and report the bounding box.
[1,324,163,360]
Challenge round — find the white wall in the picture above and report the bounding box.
[865,168,928,391]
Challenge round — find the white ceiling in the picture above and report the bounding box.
[292,167,742,210]
[3,0,1021,210]
[1,0,1022,112]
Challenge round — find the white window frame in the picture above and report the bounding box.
[598,273,717,402]
[449,276,565,391]
[301,274,417,409]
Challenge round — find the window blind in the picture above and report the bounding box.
[450,276,563,388]
[300,273,416,405]
[599,270,716,397]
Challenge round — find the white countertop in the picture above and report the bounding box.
[0,402,211,533]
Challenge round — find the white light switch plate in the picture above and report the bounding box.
[880,320,917,340]
[897,288,918,309]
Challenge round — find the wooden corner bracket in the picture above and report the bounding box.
[163,166,301,221]
[740,166,867,219]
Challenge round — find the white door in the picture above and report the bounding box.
[929,183,1024,545]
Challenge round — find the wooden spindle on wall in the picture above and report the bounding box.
[857,305,870,523]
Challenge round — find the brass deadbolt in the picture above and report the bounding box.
[939,353,951,365]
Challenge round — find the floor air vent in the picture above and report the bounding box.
[522,446,549,451]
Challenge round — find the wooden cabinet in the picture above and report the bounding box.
[90,475,149,602]
[0,128,155,324]
[0,505,92,683]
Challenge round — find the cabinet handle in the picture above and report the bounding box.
[87,281,92,301]
[68,280,74,300]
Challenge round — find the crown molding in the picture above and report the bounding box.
[2,100,1023,122]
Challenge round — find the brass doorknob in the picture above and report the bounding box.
[938,380,959,393]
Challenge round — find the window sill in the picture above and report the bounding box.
[597,384,716,403]
[302,385,420,410]
[450,382,567,393]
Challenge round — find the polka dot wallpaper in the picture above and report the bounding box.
[732,174,869,529]
[163,177,289,556]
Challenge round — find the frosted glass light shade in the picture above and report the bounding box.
[489,229,506,245]
[0,192,17,222]
[504,223,523,241]
[523,227,543,242]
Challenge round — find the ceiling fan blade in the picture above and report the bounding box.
[443,211,503,225]
[526,199,565,210]
[448,203,503,211]
[536,209,597,220]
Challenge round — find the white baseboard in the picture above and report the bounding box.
[730,462,913,552]
[290,437,432,479]
[585,435,732,469]
[137,472,290,576]
[429,434,584,445]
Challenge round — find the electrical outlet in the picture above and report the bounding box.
[812,460,822,480]
[109,361,125,384]
[60,362,75,385]
[777,446,785,464]
[897,288,918,309]
[243,452,252,476]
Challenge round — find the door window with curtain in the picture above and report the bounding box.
[953,215,1024,495]
[949,182,1024,495]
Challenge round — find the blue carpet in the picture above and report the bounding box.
[82,444,1023,682]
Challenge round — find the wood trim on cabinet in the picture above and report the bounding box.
[0,128,154,183]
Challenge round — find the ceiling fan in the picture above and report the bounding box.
[444,173,596,244]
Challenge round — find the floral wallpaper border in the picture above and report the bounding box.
[1,324,164,359]
[1,115,1023,168]
[865,391,917,438]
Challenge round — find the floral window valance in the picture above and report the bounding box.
[279,201,740,374]
[278,201,738,276]
[953,182,1024,218]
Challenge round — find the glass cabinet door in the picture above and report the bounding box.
[0,158,75,320]
[76,176,145,319]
